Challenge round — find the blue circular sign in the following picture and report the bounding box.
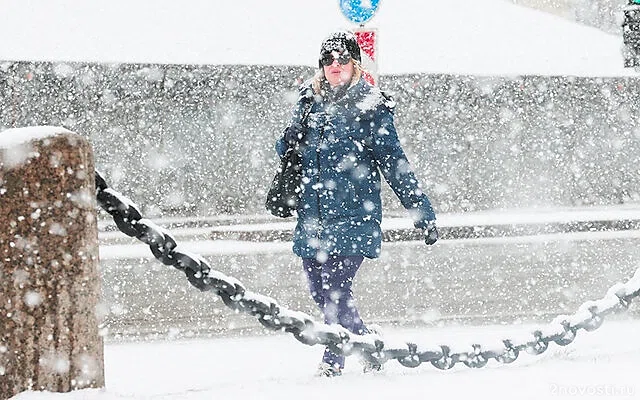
[339,0,380,24]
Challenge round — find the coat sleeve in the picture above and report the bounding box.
[370,104,436,229]
[275,85,314,158]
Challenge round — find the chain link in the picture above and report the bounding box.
[95,170,640,370]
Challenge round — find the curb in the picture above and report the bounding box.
[208,219,640,242]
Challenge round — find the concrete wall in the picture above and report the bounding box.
[2,61,639,218]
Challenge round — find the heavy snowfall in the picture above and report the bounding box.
[1,0,640,399]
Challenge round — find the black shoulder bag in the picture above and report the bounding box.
[265,100,313,218]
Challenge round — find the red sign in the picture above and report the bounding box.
[354,28,378,85]
[355,30,376,61]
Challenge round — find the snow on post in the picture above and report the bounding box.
[0,127,104,398]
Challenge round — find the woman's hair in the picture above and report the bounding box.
[311,59,367,95]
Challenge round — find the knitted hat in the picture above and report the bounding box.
[318,31,361,68]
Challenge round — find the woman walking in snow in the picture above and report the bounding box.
[275,31,438,377]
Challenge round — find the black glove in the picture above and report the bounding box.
[424,221,438,245]
[284,122,306,145]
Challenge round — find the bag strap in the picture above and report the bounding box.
[299,93,314,127]
[289,93,314,152]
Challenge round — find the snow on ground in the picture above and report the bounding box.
[11,320,640,400]
[0,0,633,76]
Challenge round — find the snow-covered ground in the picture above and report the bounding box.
[0,0,633,76]
[13,320,640,400]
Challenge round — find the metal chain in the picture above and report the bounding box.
[95,170,640,370]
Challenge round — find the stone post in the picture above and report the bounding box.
[0,127,105,399]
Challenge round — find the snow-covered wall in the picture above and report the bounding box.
[1,61,639,217]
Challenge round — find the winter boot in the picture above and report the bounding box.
[316,362,342,377]
[360,324,384,373]
[360,357,383,373]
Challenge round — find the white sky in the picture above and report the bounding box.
[0,0,634,76]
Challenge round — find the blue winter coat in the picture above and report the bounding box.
[276,78,435,259]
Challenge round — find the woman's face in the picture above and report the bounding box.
[321,50,354,88]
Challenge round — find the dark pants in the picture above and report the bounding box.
[303,255,367,369]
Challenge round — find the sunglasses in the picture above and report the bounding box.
[320,51,352,67]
